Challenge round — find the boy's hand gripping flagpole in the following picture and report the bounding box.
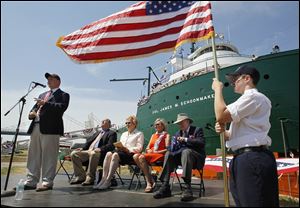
[211,32,230,207]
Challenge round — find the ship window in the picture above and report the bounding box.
[163,99,166,103]
[216,46,235,52]
[263,74,270,80]
[198,47,213,56]
[185,92,188,95]
[176,96,180,100]
[224,82,229,87]
[149,106,152,109]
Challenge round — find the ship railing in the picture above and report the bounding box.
[138,53,252,106]
[176,53,252,72]
[154,53,251,85]
[148,67,213,95]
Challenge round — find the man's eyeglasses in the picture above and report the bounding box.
[155,123,161,126]
[125,122,132,125]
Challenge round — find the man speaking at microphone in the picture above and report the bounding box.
[24,72,70,192]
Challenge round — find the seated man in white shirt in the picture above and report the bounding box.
[70,119,117,186]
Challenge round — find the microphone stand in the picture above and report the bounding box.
[2,83,39,194]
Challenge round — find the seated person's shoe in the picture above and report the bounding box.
[36,185,53,192]
[81,180,93,186]
[181,187,194,202]
[153,185,171,199]
[144,182,156,193]
[93,179,105,189]
[70,177,85,185]
[110,178,118,187]
[98,180,111,190]
[81,177,93,186]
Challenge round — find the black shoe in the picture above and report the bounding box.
[153,186,171,199]
[110,178,118,187]
[181,186,194,202]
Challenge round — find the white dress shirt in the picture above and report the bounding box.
[120,129,144,153]
[226,88,272,151]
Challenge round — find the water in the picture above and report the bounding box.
[15,179,25,200]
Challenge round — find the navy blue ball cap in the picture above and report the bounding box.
[225,65,260,85]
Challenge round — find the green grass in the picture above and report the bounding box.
[279,195,299,207]
[1,167,26,175]
[1,150,28,162]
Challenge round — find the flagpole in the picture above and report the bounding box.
[211,32,230,207]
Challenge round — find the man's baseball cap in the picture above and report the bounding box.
[45,73,60,81]
[225,65,260,85]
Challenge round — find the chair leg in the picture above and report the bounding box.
[60,160,71,180]
[55,160,63,177]
[115,170,124,185]
[55,159,71,181]
[175,170,183,191]
[198,169,205,197]
[128,166,136,190]
[135,169,142,191]
[128,165,144,190]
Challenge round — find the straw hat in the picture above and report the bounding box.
[174,113,193,124]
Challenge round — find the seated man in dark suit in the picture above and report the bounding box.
[70,118,117,185]
[153,113,206,202]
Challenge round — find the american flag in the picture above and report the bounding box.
[57,1,214,64]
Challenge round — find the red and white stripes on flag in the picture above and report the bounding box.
[56,1,214,64]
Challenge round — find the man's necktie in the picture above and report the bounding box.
[37,90,52,115]
[89,131,104,150]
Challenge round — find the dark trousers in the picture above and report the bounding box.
[159,149,201,185]
[229,149,279,207]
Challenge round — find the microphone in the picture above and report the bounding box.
[32,81,46,88]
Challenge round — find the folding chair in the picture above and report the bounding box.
[172,166,205,197]
[127,164,146,190]
[93,165,124,186]
[148,160,183,191]
[114,167,125,185]
[55,148,73,181]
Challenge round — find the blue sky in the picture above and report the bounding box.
[1,1,299,137]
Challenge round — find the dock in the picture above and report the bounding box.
[1,173,236,207]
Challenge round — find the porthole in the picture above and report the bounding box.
[263,74,270,80]
[224,82,229,87]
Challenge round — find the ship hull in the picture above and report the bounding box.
[136,49,299,155]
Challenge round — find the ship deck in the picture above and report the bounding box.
[1,174,236,207]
